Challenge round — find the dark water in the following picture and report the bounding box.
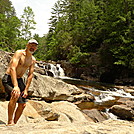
[60,77,114,90]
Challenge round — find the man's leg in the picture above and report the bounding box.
[14,78,27,124]
[14,103,26,124]
[7,98,18,125]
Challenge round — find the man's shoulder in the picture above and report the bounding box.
[15,50,25,55]
[12,50,25,58]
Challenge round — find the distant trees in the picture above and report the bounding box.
[33,34,47,61]
[0,0,47,61]
[20,6,36,40]
[0,0,38,51]
[46,0,104,62]
[0,0,133,73]
[46,0,134,69]
[0,0,21,51]
[96,0,134,69]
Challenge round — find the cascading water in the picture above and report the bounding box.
[93,87,134,104]
[36,62,134,102]
[45,64,59,77]
[35,61,134,120]
[78,85,134,106]
[35,62,65,78]
[105,108,118,120]
[56,64,65,77]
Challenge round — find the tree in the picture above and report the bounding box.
[46,0,69,60]
[0,0,21,51]
[46,0,98,63]
[20,6,36,40]
[46,0,134,70]
[33,34,47,61]
[96,0,134,69]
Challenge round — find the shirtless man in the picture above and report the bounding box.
[2,39,38,125]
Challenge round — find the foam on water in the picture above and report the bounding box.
[94,87,134,103]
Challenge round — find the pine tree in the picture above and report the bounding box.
[0,0,21,51]
[20,6,36,40]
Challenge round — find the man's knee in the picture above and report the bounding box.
[9,97,19,104]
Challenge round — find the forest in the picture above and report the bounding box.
[0,0,134,84]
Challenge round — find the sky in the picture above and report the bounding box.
[10,0,58,37]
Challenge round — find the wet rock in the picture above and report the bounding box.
[1,50,134,123]
[73,93,95,110]
[82,109,107,122]
[110,105,134,120]
[125,88,134,96]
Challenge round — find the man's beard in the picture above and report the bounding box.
[28,48,35,54]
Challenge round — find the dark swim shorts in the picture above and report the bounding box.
[2,74,28,103]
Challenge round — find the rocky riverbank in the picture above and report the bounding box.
[0,100,134,134]
[0,50,134,133]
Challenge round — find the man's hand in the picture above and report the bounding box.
[21,90,28,98]
[11,87,20,99]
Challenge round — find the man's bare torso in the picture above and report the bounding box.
[6,50,35,78]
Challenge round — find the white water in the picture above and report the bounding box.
[105,109,118,120]
[36,62,134,104]
[93,87,134,103]
[35,62,134,120]
[56,64,65,77]
[45,64,59,77]
[36,62,65,78]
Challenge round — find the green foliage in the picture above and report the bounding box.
[111,43,134,69]
[0,1,39,53]
[13,38,27,51]
[20,6,36,40]
[1,0,134,73]
[33,34,47,61]
[69,51,90,66]
[0,0,21,52]
[46,0,134,70]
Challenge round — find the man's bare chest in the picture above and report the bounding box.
[18,55,32,68]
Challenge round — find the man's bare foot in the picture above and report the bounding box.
[6,123,15,126]
[6,120,15,126]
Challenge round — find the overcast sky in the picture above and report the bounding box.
[10,0,58,37]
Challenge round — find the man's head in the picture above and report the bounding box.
[27,39,38,54]
[28,39,38,45]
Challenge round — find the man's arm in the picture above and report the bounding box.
[9,50,22,98]
[22,61,35,98]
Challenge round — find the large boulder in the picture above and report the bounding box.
[28,100,92,123]
[27,72,84,102]
[1,50,134,123]
[0,50,12,93]
[27,100,60,121]
[0,100,92,124]
[1,101,134,134]
[110,104,134,120]
[110,98,134,120]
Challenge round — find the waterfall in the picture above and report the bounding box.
[35,62,65,78]
[36,61,134,103]
[56,64,65,77]
[94,87,134,104]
